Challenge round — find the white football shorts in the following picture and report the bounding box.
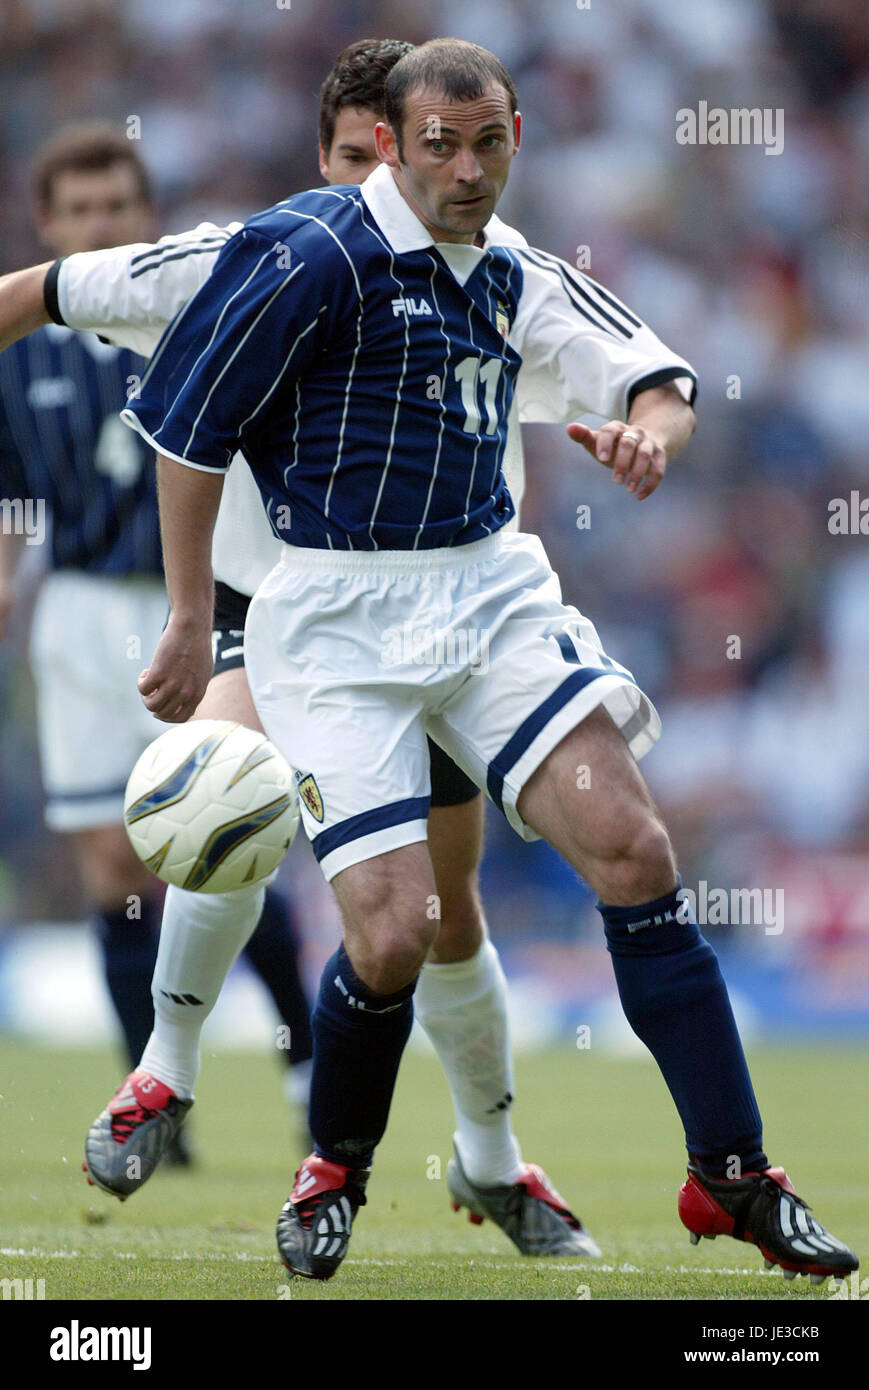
[29,571,169,831]
[244,530,661,881]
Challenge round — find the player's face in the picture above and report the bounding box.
[376,82,520,244]
[38,162,154,256]
[319,107,381,185]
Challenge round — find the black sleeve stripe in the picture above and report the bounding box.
[129,232,230,270]
[43,258,66,324]
[572,269,643,329]
[130,244,228,281]
[522,246,643,330]
[516,248,630,341]
[627,365,698,412]
[518,247,634,340]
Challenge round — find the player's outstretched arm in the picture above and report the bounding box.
[0,263,52,354]
[509,247,697,502]
[138,454,223,724]
[61,226,240,357]
[567,382,696,501]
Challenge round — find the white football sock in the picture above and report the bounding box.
[138,881,265,1099]
[415,939,523,1186]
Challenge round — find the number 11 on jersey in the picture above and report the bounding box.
[455,356,502,436]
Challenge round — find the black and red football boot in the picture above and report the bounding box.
[679,1162,858,1284]
[277,1154,369,1280]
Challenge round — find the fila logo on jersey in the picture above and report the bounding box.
[391,296,433,318]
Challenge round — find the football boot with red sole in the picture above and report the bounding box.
[277,1154,369,1280]
[83,1069,193,1200]
[679,1162,858,1284]
[447,1148,602,1257]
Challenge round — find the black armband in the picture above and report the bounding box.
[43,258,66,325]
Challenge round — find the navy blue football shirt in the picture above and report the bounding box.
[123,168,526,551]
[0,325,161,575]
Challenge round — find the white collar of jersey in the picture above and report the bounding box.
[359,162,527,256]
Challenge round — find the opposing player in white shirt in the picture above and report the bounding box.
[0,40,617,1257]
[118,36,857,1288]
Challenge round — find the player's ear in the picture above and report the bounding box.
[512,112,522,154]
[318,143,330,182]
[374,121,400,168]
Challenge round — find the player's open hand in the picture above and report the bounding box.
[567,420,667,500]
[138,612,212,723]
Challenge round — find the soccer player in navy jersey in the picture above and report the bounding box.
[0,127,170,1087]
[0,125,313,1148]
[0,40,856,1278]
[0,49,604,1260]
[118,36,858,1286]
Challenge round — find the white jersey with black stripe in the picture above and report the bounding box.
[54,224,241,361]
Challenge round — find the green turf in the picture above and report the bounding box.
[0,1039,865,1300]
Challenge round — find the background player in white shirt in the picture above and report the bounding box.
[122,38,856,1286]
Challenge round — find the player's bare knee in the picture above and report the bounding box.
[384,923,435,981]
[594,814,676,903]
[429,893,485,963]
[350,915,436,993]
[634,814,675,875]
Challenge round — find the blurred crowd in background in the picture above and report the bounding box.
[0,0,867,1027]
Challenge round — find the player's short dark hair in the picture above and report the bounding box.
[32,122,152,212]
[318,38,415,154]
[384,38,518,158]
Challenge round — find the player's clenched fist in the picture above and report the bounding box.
[138,613,213,723]
[567,420,668,501]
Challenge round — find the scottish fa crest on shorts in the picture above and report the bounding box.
[297,772,325,823]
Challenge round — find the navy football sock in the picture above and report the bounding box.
[96,896,160,1069]
[309,945,415,1170]
[599,883,768,1177]
[242,887,313,1067]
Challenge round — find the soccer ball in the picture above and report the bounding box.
[124,720,299,893]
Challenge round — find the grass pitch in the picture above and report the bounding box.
[0,1038,865,1301]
